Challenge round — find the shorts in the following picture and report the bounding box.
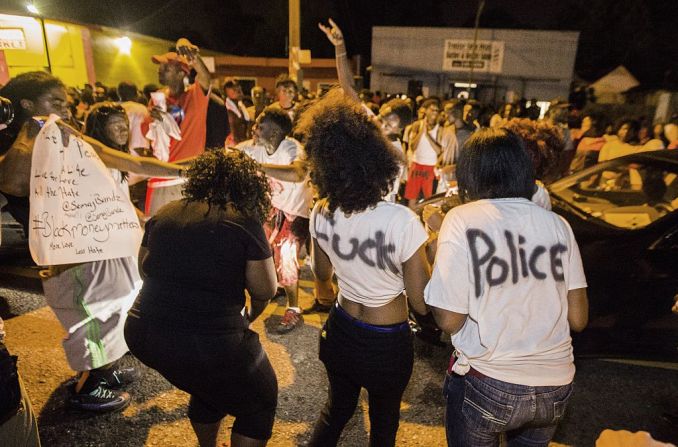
[404,163,436,200]
[125,315,278,440]
[264,208,310,286]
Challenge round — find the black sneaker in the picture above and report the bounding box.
[94,366,140,389]
[302,300,332,314]
[69,382,131,413]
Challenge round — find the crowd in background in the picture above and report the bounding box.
[0,19,676,447]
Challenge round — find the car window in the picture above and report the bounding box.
[551,159,678,229]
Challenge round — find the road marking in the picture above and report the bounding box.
[601,358,678,371]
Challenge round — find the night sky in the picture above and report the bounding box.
[4,0,678,87]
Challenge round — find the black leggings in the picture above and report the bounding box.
[308,304,414,447]
[124,314,278,440]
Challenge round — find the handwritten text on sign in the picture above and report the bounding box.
[29,116,142,265]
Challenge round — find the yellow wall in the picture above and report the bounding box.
[1,14,89,87]
[2,13,226,89]
[89,27,224,89]
[90,27,174,88]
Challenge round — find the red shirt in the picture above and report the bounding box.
[143,83,209,162]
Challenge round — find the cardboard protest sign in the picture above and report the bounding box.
[29,115,142,265]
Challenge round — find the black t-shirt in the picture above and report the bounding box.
[140,200,271,313]
[205,97,230,149]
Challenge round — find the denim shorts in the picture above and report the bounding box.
[443,372,573,447]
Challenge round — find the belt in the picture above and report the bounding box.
[447,353,487,379]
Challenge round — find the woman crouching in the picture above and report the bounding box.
[124,150,278,447]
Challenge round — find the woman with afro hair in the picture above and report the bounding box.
[298,90,431,447]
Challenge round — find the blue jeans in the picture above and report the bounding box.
[443,372,573,447]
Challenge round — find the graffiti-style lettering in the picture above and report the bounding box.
[467,228,568,298]
[315,213,398,273]
[550,244,567,281]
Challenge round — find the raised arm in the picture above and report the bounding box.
[318,19,360,102]
[177,38,211,93]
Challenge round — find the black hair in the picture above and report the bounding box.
[457,128,535,203]
[0,71,65,137]
[80,90,95,106]
[117,81,138,102]
[222,77,240,90]
[183,150,271,223]
[142,84,159,101]
[617,118,641,144]
[502,118,564,183]
[275,74,297,90]
[295,89,401,214]
[421,98,440,110]
[259,107,293,137]
[380,98,413,128]
[84,102,130,182]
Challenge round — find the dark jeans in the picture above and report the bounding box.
[308,304,414,447]
[443,372,573,447]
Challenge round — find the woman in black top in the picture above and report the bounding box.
[124,150,278,447]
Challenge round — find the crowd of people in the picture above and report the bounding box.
[0,17,675,447]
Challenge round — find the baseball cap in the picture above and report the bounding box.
[151,52,190,73]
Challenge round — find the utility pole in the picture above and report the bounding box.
[466,0,485,98]
[288,0,302,85]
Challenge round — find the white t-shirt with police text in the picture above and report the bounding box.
[425,198,586,386]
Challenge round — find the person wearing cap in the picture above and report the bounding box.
[144,40,211,216]
[223,78,251,145]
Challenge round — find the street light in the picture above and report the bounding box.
[114,36,132,54]
[25,3,52,74]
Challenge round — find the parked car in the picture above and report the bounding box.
[416,150,678,360]
[0,192,30,263]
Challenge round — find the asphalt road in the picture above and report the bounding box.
[1,271,677,446]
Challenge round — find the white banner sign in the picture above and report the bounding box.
[442,39,504,73]
[29,116,142,265]
[0,28,27,50]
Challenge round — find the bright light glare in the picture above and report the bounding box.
[114,36,132,54]
[26,4,39,14]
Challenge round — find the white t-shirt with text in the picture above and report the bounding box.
[425,198,587,386]
[310,200,428,307]
[239,138,313,218]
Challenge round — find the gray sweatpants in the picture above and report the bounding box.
[42,258,142,371]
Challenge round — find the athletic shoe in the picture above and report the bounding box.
[277,308,303,333]
[69,382,131,413]
[302,300,332,315]
[94,366,140,389]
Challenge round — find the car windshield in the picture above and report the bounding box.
[549,157,678,229]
